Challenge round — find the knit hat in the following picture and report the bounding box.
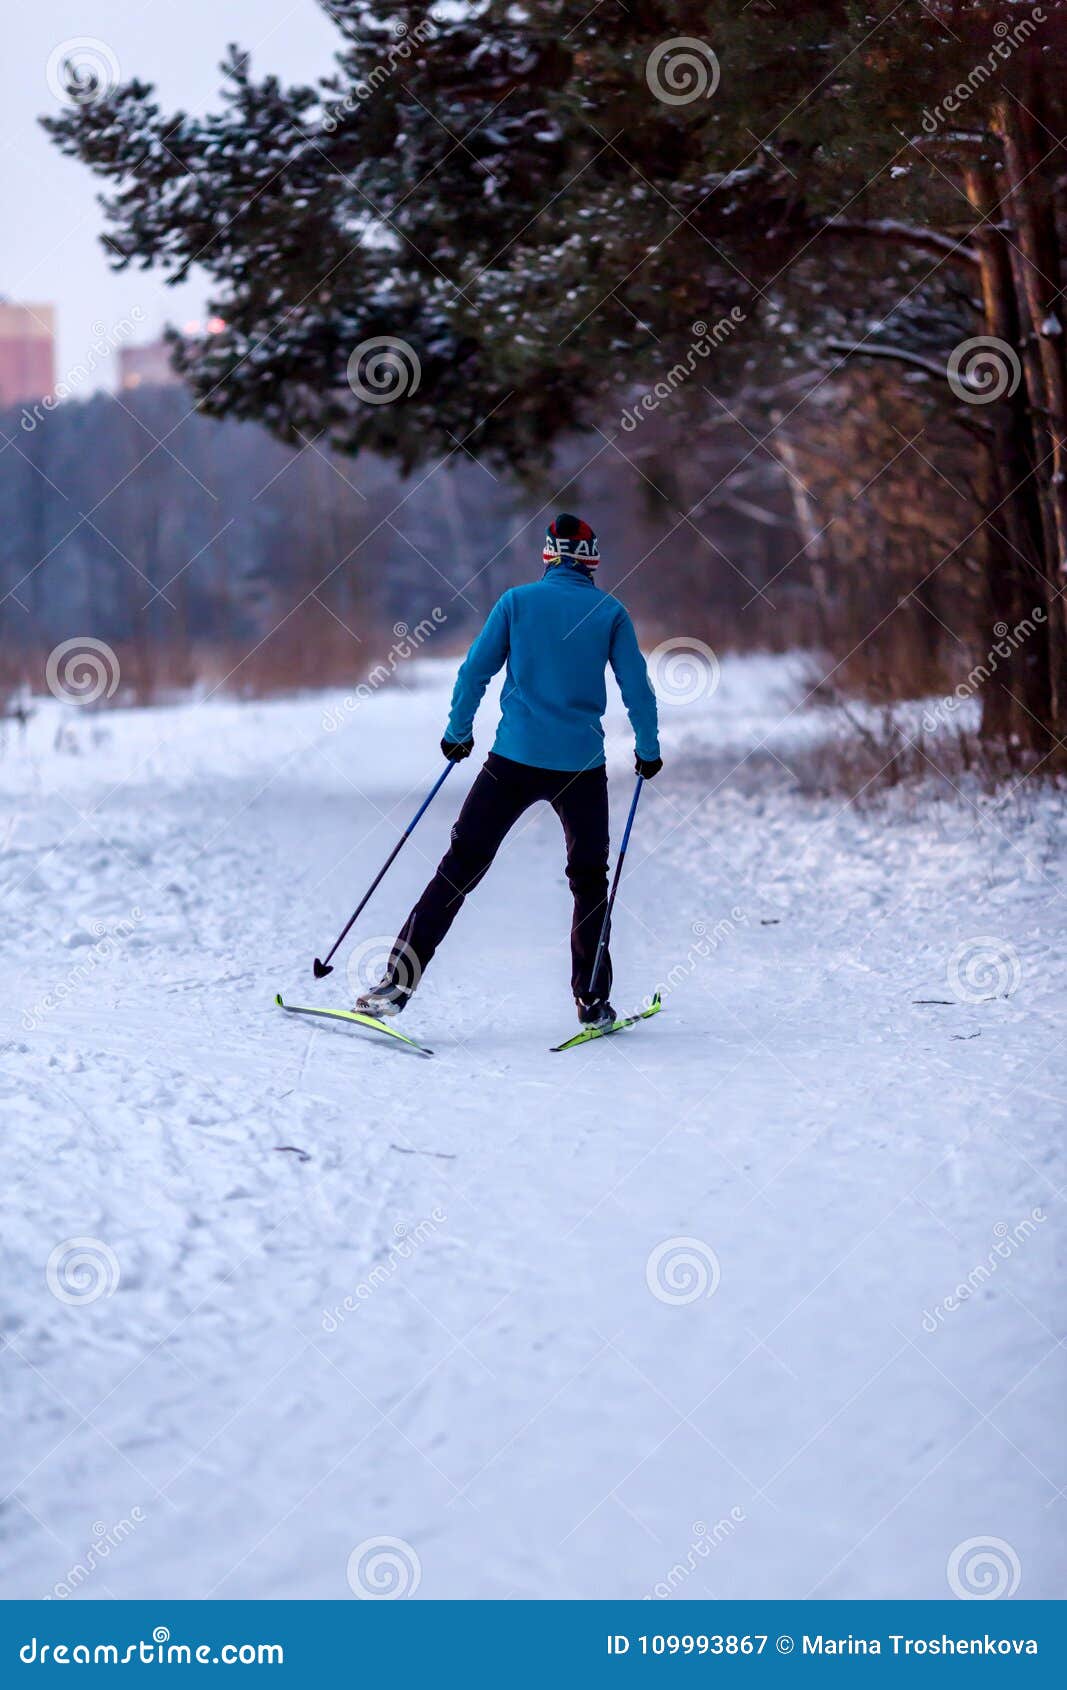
[542,512,599,570]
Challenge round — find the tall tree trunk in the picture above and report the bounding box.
[773,418,835,646]
[994,87,1067,738]
[963,153,1051,745]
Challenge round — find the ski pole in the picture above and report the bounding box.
[313,762,456,978]
[586,772,644,1001]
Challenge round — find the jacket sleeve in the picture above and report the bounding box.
[609,607,660,760]
[445,593,511,742]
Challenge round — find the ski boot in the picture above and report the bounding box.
[354,978,409,1019]
[577,995,617,1031]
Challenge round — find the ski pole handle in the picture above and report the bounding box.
[313,761,456,978]
[587,773,644,1001]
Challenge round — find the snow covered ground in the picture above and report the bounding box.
[1,654,1064,1601]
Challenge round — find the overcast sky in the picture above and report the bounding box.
[4,0,340,390]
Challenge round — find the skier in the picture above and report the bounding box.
[356,513,662,1029]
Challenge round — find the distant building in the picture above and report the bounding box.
[0,302,56,410]
[118,320,225,392]
[118,337,180,391]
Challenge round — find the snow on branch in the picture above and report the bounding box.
[825,338,950,380]
[822,218,980,268]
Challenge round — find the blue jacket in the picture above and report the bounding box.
[445,566,660,772]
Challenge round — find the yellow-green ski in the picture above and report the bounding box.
[274,994,433,1057]
[551,993,662,1052]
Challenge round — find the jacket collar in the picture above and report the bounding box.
[541,563,597,585]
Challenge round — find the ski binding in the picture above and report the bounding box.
[551,992,662,1052]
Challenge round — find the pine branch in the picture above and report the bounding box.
[821,218,979,267]
[825,338,950,380]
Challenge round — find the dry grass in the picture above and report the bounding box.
[794,691,1054,803]
[4,602,390,710]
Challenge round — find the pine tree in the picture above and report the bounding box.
[45,1,1067,746]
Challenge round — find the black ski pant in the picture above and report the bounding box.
[389,752,612,1001]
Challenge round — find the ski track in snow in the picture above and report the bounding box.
[1,656,1064,1600]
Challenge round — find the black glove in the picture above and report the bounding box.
[635,754,663,780]
[441,736,474,762]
